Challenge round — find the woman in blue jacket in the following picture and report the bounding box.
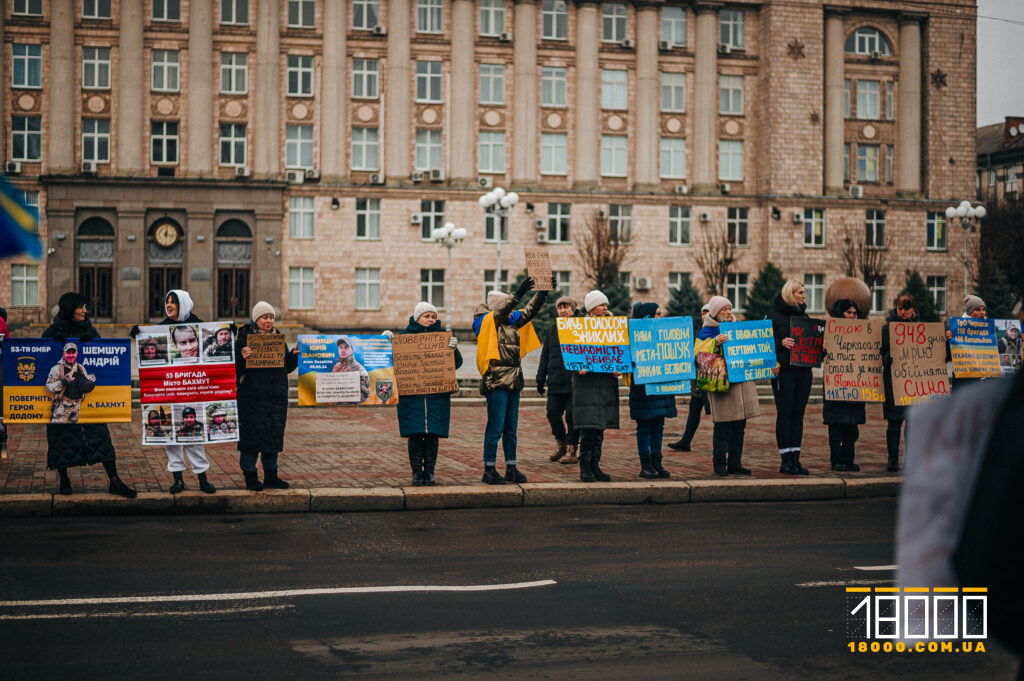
[385,302,462,486]
[628,302,676,479]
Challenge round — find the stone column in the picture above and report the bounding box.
[321,1,347,180]
[450,0,476,185]
[46,207,76,305]
[823,9,845,195]
[896,15,923,197]
[187,0,214,175]
[116,209,147,321]
[254,209,285,307]
[573,1,600,190]
[511,0,537,185]
[118,0,145,173]
[691,2,720,193]
[386,0,412,181]
[186,209,216,319]
[255,0,281,175]
[48,0,75,172]
[634,2,659,190]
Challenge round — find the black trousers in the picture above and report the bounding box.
[712,420,746,468]
[885,419,906,460]
[771,367,813,451]
[679,391,710,445]
[828,424,859,465]
[545,392,578,445]
[578,428,604,459]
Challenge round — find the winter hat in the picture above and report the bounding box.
[487,290,508,310]
[57,292,89,321]
[555,296,578,310]
[413,301,438,323]
[707,296,732,320]
[700,303,711,316]
[963,295,986,316]
[634,302,659,319]
[251,301,275,321]
[165,289,194,321]
[584,290,610,312]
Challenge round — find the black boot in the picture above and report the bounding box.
[504,464,527,484]
[651,452,671,479]
[638,454,659,479]
[422,438,438,486]
[169,471,186,494]
[408,438,424,486]
[779,452,798,475]
[792,450,810,475]
[243,470,264,491]
[57,468,73,496]
[887,454,900,472]
[726,452,751,475]
[197,472,217,494]
[590,451,611,482]
[108,477,138,499]
[579,453,595,483]
[666,438,690,452]
[712,444,728,475]
[263,469,290,489]
[482,466,506,485]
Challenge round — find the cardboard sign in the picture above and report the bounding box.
[246,333,286,369]
[524,248,553,290]
[823,318,884,402]
[949,317,1001,379]
[628,317,695,385]
[557,316,631,373]
[391,332,458,396]
[790,317,826,368]
[296,334,397,405]
[889,322,950,406]
[720,320,776,382]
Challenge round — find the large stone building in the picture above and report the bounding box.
[1,0,977,330]
[977,115,1023,205]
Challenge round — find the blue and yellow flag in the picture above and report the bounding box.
[475,312,541,376]
[0,176,41,259]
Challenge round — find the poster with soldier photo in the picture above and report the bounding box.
[168,324,201,364]
[142,404,174,445]
[201,323,235,363]
[173,404,206,444]
[137,333,169,366]
[995,319,1023,375]
[205,402,239,441]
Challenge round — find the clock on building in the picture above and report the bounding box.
[153,221,179,248]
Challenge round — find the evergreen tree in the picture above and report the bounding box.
[743,262,786,321]
[666,276,706,333]
[901,270,939,322]
[975,260,1017,319]
[605,281,633,317]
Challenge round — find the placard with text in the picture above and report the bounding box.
[889,322,950,406]
[392,332,459,396]
[628,317,695,385]
[557,316,631,373]
[790,317,826,368]
[949,317,1001,379]
[822,318,884,402]
[297,334,398,406]
[720,320,777,382]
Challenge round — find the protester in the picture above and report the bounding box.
[43,292,136,497]
[699,296,758,476]
[235,301,299,491]
[667,303,711,452]
[473,277,548,485]
[384,302,462,486]
[627,302,676,479]
[768,280,812,475]
[571,290,619,483]
[880,293,917,471]
[822,299,864,472]
[536,295,580,465]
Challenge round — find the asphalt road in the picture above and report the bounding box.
[0,500,1017,680]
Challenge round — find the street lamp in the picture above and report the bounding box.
[944,199,986,302]
[431,221,468,332]
[477,186,519,294]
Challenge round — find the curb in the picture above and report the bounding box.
[0,475,902,517]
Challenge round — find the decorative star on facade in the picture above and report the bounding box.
[809,111,820,124]
[787,39,806,60]
[931,69,948,89]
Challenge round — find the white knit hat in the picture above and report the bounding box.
[487,290,507,310]
[413,301,438,322]
[584,290,609,312]
[707,296,732,319]
[251,301,275,321]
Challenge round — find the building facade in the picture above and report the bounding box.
[1,0,977,330]
[977,116,1024,205]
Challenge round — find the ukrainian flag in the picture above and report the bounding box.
[0,175,41,259]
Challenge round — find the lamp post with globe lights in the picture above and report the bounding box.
[431,221,468,332]
[477,187,519,293]
[944,199,986,302]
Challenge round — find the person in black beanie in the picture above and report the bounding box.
[822,299,865,472]
[43,292,136,497]
[536,295,580,465]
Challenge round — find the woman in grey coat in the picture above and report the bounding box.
[571,291,620,483]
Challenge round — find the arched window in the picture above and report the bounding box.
[77,217,115,318]
[77,216,116,237]
[216,219,252,239]
[844,27,893,56]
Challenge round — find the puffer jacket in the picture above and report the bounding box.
[572,371,620,430]
[767,295,808,369]
[536,322,573,394]
[396,317,463,438]
[234,321,299,453]
[473,291,545,394]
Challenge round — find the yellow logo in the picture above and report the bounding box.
[17,357,36,382]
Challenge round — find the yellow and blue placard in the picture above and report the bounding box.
[721,320,776,382]
[557,316,631,373]
[2,338,132,423]
[0,176,41,259]
[949,317,1001,378]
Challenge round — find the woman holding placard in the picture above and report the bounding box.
[571,291,619,483]
[698,296,759,476]
[880,294,918,472]
[767,280,813,475]
[628,302,676,479]
[235,301,299,491]
[383,302,462,486]
[822,299,865,472]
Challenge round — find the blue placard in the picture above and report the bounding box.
[721,320,776,382]
[645,380,691,395]
[628,317,695,385]
[949,317,997,346]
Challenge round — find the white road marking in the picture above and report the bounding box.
[0,579,558,608]
[796,579,893,588]
[0,604,292,621]
[852,565,897,571]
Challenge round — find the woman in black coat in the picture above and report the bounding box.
[628,302,676,479]
[880,293,918,472]
[536,295,579,464]
[822,299,865,472]
[571,291,620,483]
[767,280,813,475]
[44,292,136,497]
[235,301,299,491]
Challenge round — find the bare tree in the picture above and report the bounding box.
[693,223,736,296]
[839,222,888,283]
[573,211,632,289]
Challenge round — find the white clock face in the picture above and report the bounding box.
[155,223,177,247]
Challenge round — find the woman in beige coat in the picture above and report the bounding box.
[698,296,760,475]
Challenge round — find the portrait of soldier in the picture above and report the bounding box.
[171,325,200,361]
[45,342,97,424]
[204,325,234,359]
[139,336,166,364]
[176,406,204,439]
[146,408,171,439]
[331,336,370,402]
[206,404,237,439]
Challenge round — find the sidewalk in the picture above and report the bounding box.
[0,400,900,515]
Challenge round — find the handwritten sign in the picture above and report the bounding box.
[628,317,695,385]
[557,316,631,373]
[790,317,826,368]
[246,333,286,369]
[524,248,553,290]
[646,380,690,395]
[949,317,1001,379]
[720,320,776,382]
[315,371,362,403]
[392,332,458,396]
[823,318,884,402]
[889,322,950,406]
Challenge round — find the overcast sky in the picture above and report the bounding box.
[977,0,1024,126]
